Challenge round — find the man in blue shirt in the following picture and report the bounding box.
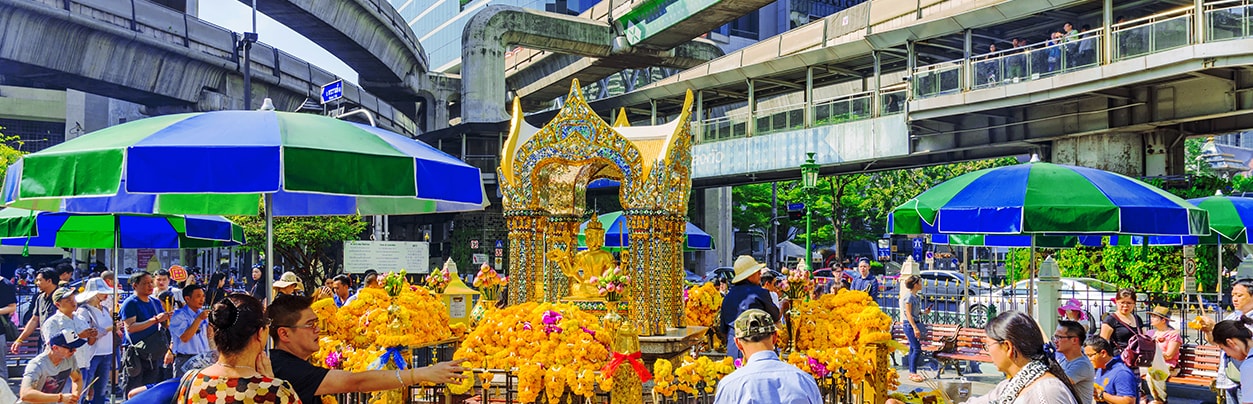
[1085,336,1138,404]
[168,284,212,375]
[718,256,779,359]
[120,272,170,392]
[714,309,821,404]
[844,258,880,300]
[330,274,354,308]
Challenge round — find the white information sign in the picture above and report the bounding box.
[343,240,430,274]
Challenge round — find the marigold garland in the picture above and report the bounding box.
[781,289,899,391]
[683,283,722,328]
[650,356,735,397]
[453,302,613,404]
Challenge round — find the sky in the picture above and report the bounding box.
[198,2,360,84]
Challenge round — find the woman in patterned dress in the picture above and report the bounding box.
[173,293,300,403]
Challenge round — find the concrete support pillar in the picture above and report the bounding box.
[1053,131,1185,176]
[1037,257,1061,336]
[746,79,756,136]
[696,187,733,272]
[64,90,111,140]
[1051,132,1145,176]
[804,67,814,128]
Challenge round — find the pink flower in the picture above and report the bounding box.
[589,276,600,284]
[621,276,631,284]
[325,351,343,368]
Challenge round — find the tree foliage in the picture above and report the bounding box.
[0,128,26,180]
[731,157,1018,263]
[229,214,366,291]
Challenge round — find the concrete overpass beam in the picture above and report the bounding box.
[462,5,615,123]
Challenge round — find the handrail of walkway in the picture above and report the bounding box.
[692,0,1253,144]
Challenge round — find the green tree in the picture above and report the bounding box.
[229,214,367,291]
[731,157,1017,264]
[0,127,26,180]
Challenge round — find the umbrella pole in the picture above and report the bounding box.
[1217,237,1224,304]
[265,194,274,302]
[1028,238,1036,317]
[109,215,120,404]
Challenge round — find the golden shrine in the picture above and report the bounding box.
[498,79,694,337]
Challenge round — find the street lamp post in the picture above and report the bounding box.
[801,152,819,271]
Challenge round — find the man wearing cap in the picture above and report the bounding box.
[844,258,880,300]
[714,309,821,404]
[18,329,86,403]
[12,269,60,354]
[273,271,304,297]
[74,283,115,404]
[718,256,780,359]
[41,288,98,369]
[168,284,213,374]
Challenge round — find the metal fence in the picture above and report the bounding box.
[654,369,862,404]
[877,277,1226,345]
[332,341,459,404]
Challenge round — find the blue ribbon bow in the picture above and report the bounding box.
[371,346,409,370]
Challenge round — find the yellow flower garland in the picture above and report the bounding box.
[453,302,613,404]
[650,356,735,397]
[683,283,722,328]
[788,289,898,387]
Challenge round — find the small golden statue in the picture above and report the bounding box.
[546,212,616,299]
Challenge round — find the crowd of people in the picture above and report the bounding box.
[1,262,463,404]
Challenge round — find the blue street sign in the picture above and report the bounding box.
[911,237,924,262]
[787,203,805,211]
[320,80,344,104]
[495,240,504,249]
[877,247,891,258]
[952,258,959,266]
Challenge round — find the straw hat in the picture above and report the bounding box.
[1146,305,1171,320]
[731,255,766,284]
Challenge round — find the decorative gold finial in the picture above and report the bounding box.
[587,212,603,231]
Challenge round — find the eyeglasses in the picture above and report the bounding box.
[279,323,319,332]
[982,338,1006,353]
[1052,334,1079,341]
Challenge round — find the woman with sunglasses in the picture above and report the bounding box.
[172,293,299,403]
[891,311,1082,404]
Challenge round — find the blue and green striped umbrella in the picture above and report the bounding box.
[575,211,714,251]
[889,161,1209,237]
[1,110,486,215]
[0,208,244,249]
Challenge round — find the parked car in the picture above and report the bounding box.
[967,277,1142,330]
[882,270,997,314]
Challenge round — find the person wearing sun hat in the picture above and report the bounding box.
[1058,298,1088,325]
[1145,305,1182,404]
[718,256,780,360]
[272,271,305,298]
[18,329,86,404]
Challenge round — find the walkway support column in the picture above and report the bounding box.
[746,79,756,137]
[804,67,814,128]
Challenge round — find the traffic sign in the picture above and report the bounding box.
[787,203,805,211]
[1184,258,1197,276]
[494,257,502,269]
[925,251,934,260]
[495,240,504,249]
[951,258,959,266]
[470,240,479,249]
[320,79,344,104]
[495,248,503,257]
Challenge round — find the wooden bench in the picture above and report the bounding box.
[1165,344,1220,389]
[933,327,993,378]
[892,323,960,369]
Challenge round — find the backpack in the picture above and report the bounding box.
[1113,315,1155,367]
